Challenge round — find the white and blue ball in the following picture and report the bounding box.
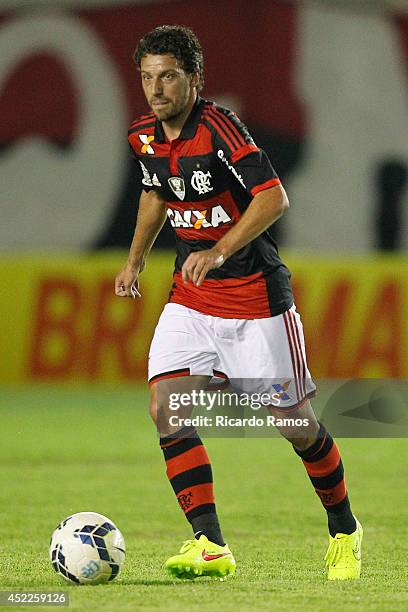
[50,512,125,585]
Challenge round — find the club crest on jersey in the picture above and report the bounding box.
[167,205,232,229]
[139,134,155,154]
[168,176,186,201]
[191,170,213,195]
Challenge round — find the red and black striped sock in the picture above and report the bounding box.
[293,423,357,536]
[160,426,225,546]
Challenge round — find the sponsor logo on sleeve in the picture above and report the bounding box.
[152,173,162,187]
[139,162,161,187]
[217,149,246,188]
[139,134,155,154]
[139,159,153,187]
[139,160,152,187]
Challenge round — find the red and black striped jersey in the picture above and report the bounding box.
[128,96,293,318]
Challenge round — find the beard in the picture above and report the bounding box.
[150,90,190,122]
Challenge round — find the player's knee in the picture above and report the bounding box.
[149,384,170,430]
[149,385,158,424]
[272,401,320,449]
[149,400,158,425]
[280,428,318,450]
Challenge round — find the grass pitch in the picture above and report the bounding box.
[0,385,407,611]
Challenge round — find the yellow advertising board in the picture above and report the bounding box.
[0,252,406,383]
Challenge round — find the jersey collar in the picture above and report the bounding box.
[155,95,205,143]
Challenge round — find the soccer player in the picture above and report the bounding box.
[115,25,363,581]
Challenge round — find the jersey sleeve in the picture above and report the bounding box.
[128,143,154,192]
[206,105,281,196]
[128,114,158,193]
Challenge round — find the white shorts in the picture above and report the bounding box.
[148,303,316,410]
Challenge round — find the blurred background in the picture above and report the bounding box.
[1,0,407,384]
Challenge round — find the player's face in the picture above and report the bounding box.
[140,54,197,122]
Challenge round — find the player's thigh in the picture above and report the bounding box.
[148,304,217,384]
[218,305,316,409]
[150,374,211,437]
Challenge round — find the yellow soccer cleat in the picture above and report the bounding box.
[164,534,236,580]
[324,518,363,580]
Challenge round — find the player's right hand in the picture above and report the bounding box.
[115,263,142,299]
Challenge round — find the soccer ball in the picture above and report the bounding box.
[49,512,125,585]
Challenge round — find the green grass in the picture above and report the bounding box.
[0,386,407,611]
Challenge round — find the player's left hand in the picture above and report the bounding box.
[181,248,225,286]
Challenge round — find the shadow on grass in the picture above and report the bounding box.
[120,578,218,586]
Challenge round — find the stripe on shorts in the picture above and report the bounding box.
[283,310,306,401]
[283,311,300,401]
[289,309,306,398]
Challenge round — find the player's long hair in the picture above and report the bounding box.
[134,25,205,92]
